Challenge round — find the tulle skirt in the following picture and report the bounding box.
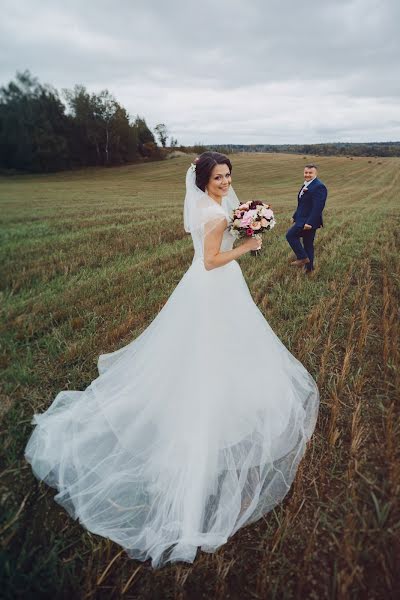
[25,258,319,567]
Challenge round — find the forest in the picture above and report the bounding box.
[1,71,399,174]
[0,71,161,173]
[210,142,400,157]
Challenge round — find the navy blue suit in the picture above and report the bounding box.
[286,177,327,271]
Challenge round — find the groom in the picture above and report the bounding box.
[286,164,328,274]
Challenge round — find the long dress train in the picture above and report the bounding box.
[25,193,319,567]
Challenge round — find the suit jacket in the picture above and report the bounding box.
[292,177,327,228]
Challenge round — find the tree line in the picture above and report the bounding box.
[0,71,178,173]
[2,71,398,174]
[209,142,400,158]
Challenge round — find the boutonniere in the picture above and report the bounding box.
[299,186,308,197]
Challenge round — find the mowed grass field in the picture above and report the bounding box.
[0,153,399,599]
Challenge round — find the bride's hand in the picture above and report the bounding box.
[242,236,262,253]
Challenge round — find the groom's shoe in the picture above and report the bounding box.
[290,257,310,267]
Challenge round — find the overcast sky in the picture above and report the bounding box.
[1,0,399,144]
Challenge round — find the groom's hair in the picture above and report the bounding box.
[304,163,318,170]
[195,151,232,192]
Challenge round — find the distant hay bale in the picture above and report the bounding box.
[165,151,188,160]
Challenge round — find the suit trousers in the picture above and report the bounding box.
[286,225,317,271]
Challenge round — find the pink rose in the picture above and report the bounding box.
[263,209,274,220]
[251,221,262,230]
[261,218,268,227]
[239,204,249,211]
[246,228,253,236]
[241,215,253,227]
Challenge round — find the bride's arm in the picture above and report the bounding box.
[203,219,261,271]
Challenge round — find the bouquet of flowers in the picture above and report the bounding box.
[229,200,276,255]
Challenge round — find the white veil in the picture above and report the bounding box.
[183,165,241,238]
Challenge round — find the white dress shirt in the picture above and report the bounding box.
[299,176,316,197]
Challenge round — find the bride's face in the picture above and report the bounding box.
[206,164,232,198]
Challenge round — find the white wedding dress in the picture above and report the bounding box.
[25,171,319,568]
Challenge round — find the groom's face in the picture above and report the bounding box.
[304,167,317,182]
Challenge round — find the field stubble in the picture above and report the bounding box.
[0,153,399,599]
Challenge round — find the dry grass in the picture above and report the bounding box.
[1,153,399,599]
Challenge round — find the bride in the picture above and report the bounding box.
[25,152,319,568]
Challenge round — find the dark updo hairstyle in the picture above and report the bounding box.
[195,151,232,192]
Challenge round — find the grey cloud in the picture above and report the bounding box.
[1,0,399,143]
